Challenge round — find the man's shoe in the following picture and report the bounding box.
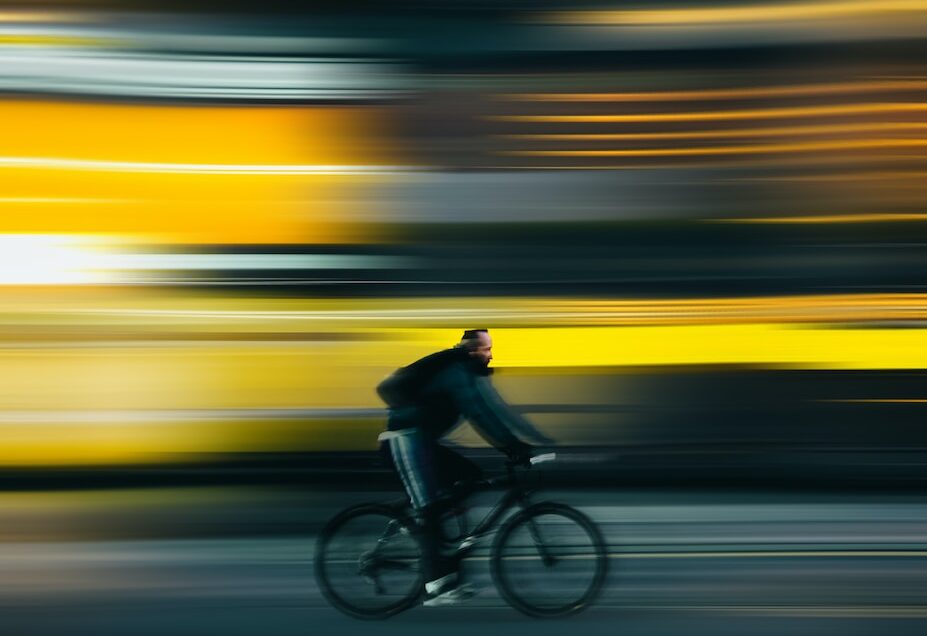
[423,583,476,607]
[423,573,476,607]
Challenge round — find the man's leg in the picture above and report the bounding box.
[422,444,483,602]
[379,430,446,589]
[379,431,476,605]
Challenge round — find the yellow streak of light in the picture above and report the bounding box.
[0,288,926,465]
[0,171,368,244]
[0,34,115,46]
[501,80,927,102]
[3,290,926,328]
[0,323,925,409]
[543,0,927,26]
[499,152,927,170]
[2,323,927,465]
[493,324,927,370]
[731,170,927,182]
[0,100,386,165]
[538,293,927,324]
[0,101,395,243]
[715,212,927,223]
[0,11,89,23]
[502,139,927,157]
[490,102,927,123]
[0,418,381,466]
[501,122,927,142]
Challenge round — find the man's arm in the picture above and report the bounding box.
[472,375,555,446]
[442,365,554,454]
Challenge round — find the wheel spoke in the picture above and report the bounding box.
[315,506,423,619]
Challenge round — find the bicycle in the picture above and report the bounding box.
[314,452,608,619]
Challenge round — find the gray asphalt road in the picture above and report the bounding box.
[2,488,927,635]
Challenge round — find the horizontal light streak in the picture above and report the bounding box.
[499,160,927,171]
[500,122,927,142]
[67,308,526,320]
[542,1,927,26]
[99,253,415,271]
[0,101,397,244]
[621,551,927,559]
[823,399,927,403]
[716,213,927,224]
[0,157,411,175]
[0,408,383,423]
[0,50,403,100]
[0,235,415,284]
[0,197,132,204]
[678,606,927,619]
[501,80,927,103]
[0,326,926,415]
[2,301,927,463]
[490,102,927,123]
[0,34,115,46]
[486,325,927,370]
[0,101,392,165]
[0,234,106,285]
[0,322,926,378]
[502,139,927,158]
[0,11,89,23]
[12,293,927,327]
[499,149,927,170]
[731,170,927,182]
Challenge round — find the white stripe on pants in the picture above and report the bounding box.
[379,429,436,509]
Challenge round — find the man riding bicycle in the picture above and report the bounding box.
[376,329,554,606]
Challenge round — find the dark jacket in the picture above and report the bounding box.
[376,347,552,452]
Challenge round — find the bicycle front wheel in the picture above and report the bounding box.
[491,502,607,618]
[315,503,423,620]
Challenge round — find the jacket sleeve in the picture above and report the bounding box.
[442,365,554,451]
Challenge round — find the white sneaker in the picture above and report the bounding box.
[423,583,476,607]
[423,574,476,607]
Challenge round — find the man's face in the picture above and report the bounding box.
[470,332,493,366]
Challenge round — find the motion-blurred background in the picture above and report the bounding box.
[2,2,927,633]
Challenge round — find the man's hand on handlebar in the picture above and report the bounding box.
[505,444,536,467]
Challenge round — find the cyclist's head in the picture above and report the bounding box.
[460,329,492,366]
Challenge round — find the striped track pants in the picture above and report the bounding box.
[378,428,437,510]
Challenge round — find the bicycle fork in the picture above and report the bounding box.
[517,492,557,567]
[525,516,557,567]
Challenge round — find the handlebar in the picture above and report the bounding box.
[530,452,557,465]
[458,451,557,495]
[505,450,557,470]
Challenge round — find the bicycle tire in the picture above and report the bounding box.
[491,502,608,618]
[315,503,423,620]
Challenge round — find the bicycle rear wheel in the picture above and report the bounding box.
[491,502,607,618]
[315,503,423,620]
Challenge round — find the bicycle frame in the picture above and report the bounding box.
[367,460,545,570]
[318,453,607,618]
[451,462,538,556]
[351,459,564,603]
